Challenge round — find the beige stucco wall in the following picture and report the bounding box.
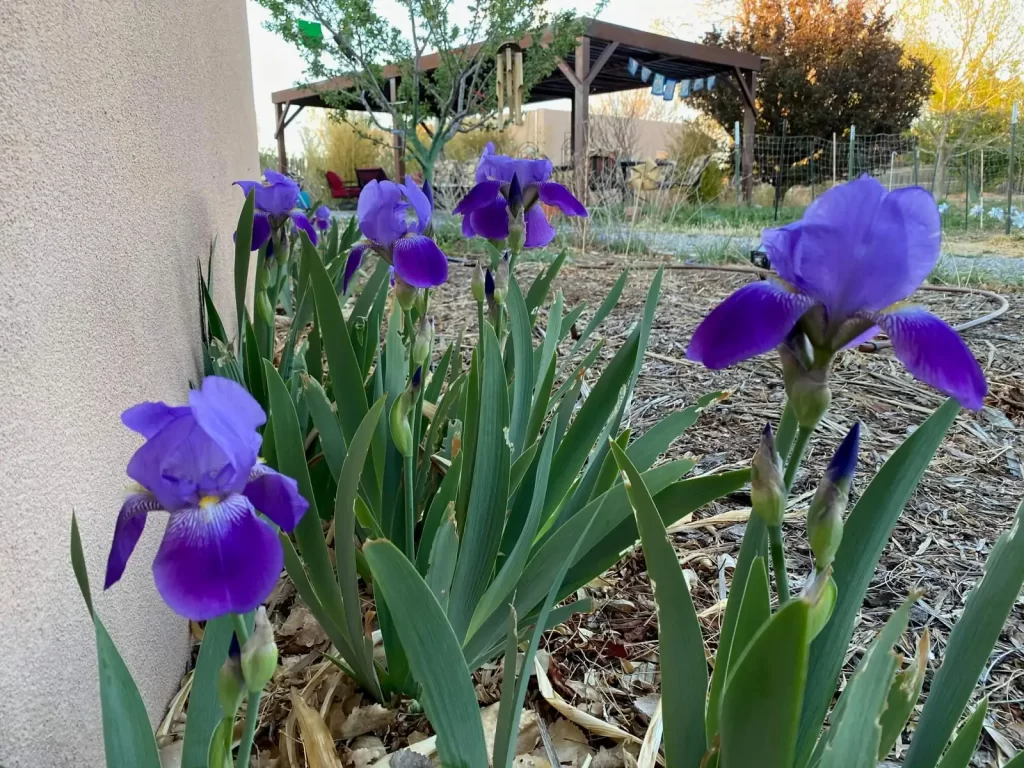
[508,108,679,163]
[0,1,259,765]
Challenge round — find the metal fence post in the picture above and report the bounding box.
[847,125,856,180]
[913,146,920,186]
[965,149,970,229]
[832,132,837,186]
[1008,103,1018,235]
[734,121,741,205]
[810,140,816,200]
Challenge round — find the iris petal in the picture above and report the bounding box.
[469,197,511,239]
[876,307,987,410]
[686,280,816,369]
[104,492,162,590]
[392,235,449,288]
[524,206,556,248]
[244,464,309,532]
[153,494,283,620]
[344,243,369,294]
[538,182,587,216]
[188,377,265,491]
[357,180,405,245]
[453,180,501,215]
[250,212,272,251]
[289,210,319,247]
[402,177,433,233]
[121,402,190,439]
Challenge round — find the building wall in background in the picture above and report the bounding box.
[0,1,259,765]
[506,108,678,162]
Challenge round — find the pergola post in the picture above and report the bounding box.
[736,68,758,203]
[275,102,288,175]
[389,78,406,182]
[573,37,591,201]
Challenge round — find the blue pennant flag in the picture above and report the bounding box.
[640,66,652,83]
[707,75,716,90]
[663,79,677,100]
[627,57,640,76]
[679,79,691,98]
[651,72,665,96]
[693,78,705,92]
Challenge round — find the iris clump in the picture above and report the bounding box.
[453,142,588,249]
[343,178,448,293]
[234,170,319,250]
[687,175,987,411]
[104,376,309,620]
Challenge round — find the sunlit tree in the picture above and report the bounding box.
[899,0,1024,191]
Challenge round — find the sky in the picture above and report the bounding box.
[246,0,715,152]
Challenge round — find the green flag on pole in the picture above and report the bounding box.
[297,19,323,40]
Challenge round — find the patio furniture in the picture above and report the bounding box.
[325,170,360,199]
[356,167,389,188]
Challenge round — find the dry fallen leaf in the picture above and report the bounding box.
[636,698,663,768]
[481,701,540,760]
[348,735,387,768]
[548,718,593,766]
[336,703,396,739]
[291,689,342,768]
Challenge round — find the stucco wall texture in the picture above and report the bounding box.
[0,1,259,765]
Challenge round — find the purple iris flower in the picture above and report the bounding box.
[234,170,319,250]
[343,177,448,293]
[452,143,587,249]
[104,376,309,620]
[687,176,987,410]
[314,205,332,232]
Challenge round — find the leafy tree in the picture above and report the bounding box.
[900,0,1024,193]
[256,0,586,184]
[689,0,932,138]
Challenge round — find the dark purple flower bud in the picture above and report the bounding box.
[751,422,785,527]
[807,423,860,570]
[485,268,495,300]
[411,365,423,391]
[217,634,245,716]
[826,422,860,488]
[508,173,524,216]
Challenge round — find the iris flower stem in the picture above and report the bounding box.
[477,301,485,342]
[767,524,791,605]
[229,613,260,768]
[783,425,815,492]
[236,691,262,768]
[232,613,250,644]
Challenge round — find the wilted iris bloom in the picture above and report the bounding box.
[343,178,448,293]
[687,176,987,410]
[313,205,332,232]
[234,170,318,250]
[453,143,587,249]
[105,376,309,620]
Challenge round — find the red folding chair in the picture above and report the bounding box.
[325,170,360,199]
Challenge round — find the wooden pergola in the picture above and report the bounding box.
[271,18,763,199]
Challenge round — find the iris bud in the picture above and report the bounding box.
[493,253,509,306]
[390,369,421,457]
[751,423,786,527]
[216,635,245,717]
[471,261,486,303]
[508,174,526,253]
[395,278,419,311]
[780,343,832,429]
[412,317,434,366]
[241,607,279,694]
[390,392,414,457]
[807,423,860,570]
[256,291,275,327]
